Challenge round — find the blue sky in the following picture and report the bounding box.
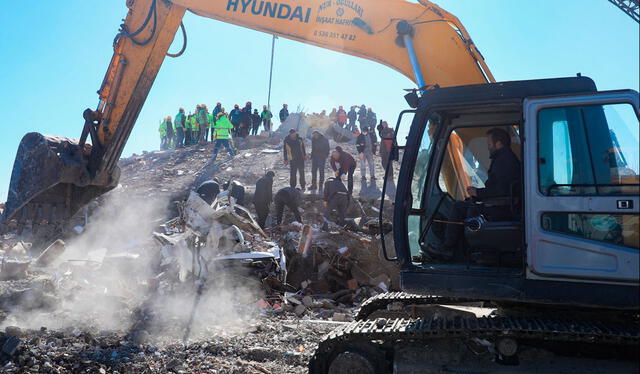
[0,0,638,202]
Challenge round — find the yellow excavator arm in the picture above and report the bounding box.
[3,0,493,224]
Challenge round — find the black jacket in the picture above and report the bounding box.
[274,187,302,207]
[283,135,306,162]
[254,175,274,205]
[323,178,349,202]
[356,132,378,154]
[279,108,289,122]
[251,113,262,127]
[347,109,357,122]
[223,180,246,206]
[477,147,521,199]
[311,133,330,160]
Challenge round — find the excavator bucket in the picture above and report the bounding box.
[2,133,119,224]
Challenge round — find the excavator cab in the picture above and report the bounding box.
[391,76,640,309]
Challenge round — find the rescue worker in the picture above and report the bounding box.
[165,116,174,149]
[329,108,337,124]
[323,177,349,226]
[274,187,303,225]
[429,127,521,260]
[185,113,193,145]
[347,106,358,132]
[358,104,367,130]
[197,104,209,143]
[251,109,262,136]
[356,126,378,181]
[229,104,242,136]
[336,106,347,128]
[262,105,273,132]
[377,121,397,177]
[330,146,357,196]
[159,118,167,150]
[309,130,330,191]
[174,108,186,148]
[366,107,377,130]
[223,180,246,206]
[192,105,201,144]
[283,129,307,190]
[211,102,222,142]
[279,103,289,124]
[253,171,275,228]
[196,179,221,205]
[240,102,252,138]
[211,110,236,161]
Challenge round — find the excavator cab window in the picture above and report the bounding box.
[408,110,524,270]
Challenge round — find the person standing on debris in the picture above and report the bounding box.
[358,105,368,131]
[166,116,174,149]
[223,180,246,206]
[192,105,201,144]
[274,186,303,225]
[159,118,167,150]
[336,106,347,128]
[283,129,307,190]
[356,126,378,181]
[323,177,350,226]
[196,179,221,205]
[253,171,275,228]
[329,108,337,124]
[330,146,357,196]
[239,102,253,138]
[347,106,358,132]
[174,108,186,148]
[197,104,209,143]
[366,107,377,130]
[310,130,330,192]
[279,103,289,124]
[211,111,236,161]
[262,105,273,132]
[377,121,397,178]
[251,109,262,136]
[185,113,193,145]
[229,104,242,136]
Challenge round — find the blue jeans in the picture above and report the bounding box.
[212,139,235,159]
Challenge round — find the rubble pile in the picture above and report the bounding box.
[0,128,399,373]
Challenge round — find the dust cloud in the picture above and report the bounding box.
[1,189,262,342]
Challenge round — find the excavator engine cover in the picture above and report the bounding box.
[3,132,119,224]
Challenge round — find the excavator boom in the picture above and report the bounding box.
[3,0,493,224]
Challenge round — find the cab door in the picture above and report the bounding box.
[524,91,639,284]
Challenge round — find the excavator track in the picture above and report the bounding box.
[309,315,640,373]
[356,292,472,321]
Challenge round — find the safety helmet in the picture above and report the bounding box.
[234,104,239,108]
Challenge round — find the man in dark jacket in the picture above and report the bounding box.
[254,171,275,228]
[274,187,303,225]
[283,129,307,190]
[310,131,330,191]
[279,104,289,123]
[377,121,397,177]
[229,104,242,136]
[357,105,367,131]
[429,127,521,260]
[239,102,252,138]
[347,106,357,132]
[366,108,377,130]
[251,109,262,136]
[330,146,357,195]
[356,126,378,181]
[323,177,349,225]
[222,180,246,206]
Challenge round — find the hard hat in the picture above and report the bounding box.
[368,107,372,110]
[216,102,221,106]
[247,101,252,105]
[284,103,288,107]
[234,104,239,108]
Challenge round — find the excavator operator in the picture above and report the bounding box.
[427,127,521,261]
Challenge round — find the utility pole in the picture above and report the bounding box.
[267,35,278,110]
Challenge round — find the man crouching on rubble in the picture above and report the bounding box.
[323,177,349,226]
[274,187,303,225]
